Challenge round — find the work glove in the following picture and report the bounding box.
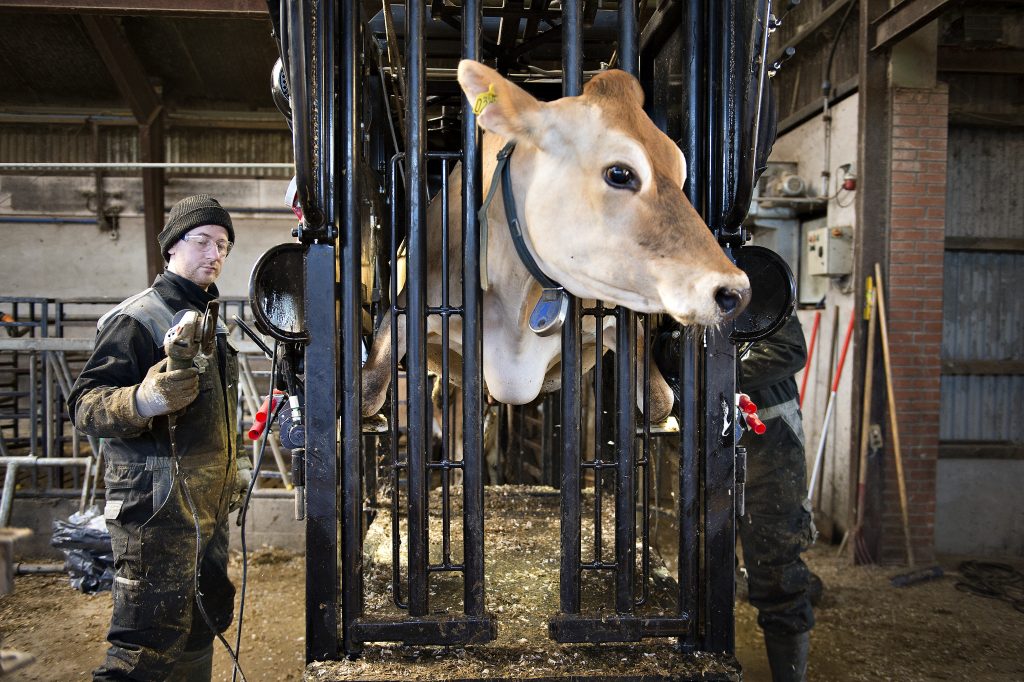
[134,359,200,419]
[230,458,254,513]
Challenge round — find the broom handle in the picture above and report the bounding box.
[874,262,915,567]
[854,281,877,532]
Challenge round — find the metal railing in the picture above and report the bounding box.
[0,295,290,525]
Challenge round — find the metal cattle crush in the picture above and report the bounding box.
[257,0,786,671]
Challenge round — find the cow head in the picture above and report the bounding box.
[457,60,750,327]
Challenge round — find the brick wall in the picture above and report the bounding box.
[881,85,948,563]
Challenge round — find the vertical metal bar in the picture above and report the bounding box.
[593,311,605,562]
[558,0,583,618]
[299,0,340,661]
[705,0,736,653]
[387,155,406,609]
[306,242,340,661]
[614,307,636,614]
[678,333,699,651]
[703,337,736,653]
[339,0,362,656]
[462,0,485,614]
[618,0,638,75]
[611,0,639,608]
[637,314,651,608]
[439,160,453,567]
[541,395,553,486]
[405,0,429,617]
[0,463,17,527]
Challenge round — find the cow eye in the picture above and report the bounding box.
[604,165,639,191]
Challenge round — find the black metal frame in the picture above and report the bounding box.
[275,0,774,664]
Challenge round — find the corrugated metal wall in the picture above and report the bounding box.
[0,124,292,177]
[946,127,1024,238]
[942,126,1024,444]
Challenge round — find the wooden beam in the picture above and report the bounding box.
[941,360,1024,376]
[0,0,267,18]
[80,15,161,122]
[80,14,166,282]
[141,115,166,284]
[945,236,1024,253]
[938,442,1024,460]
[769,0,855,69]
[850,0,893,565]
[872,0,956,51]
[939,47,1024,74]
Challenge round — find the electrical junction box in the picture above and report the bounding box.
[806,226,852,276]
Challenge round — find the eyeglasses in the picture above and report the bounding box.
[180,234,233,257]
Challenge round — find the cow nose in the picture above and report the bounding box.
[715,287,743,314]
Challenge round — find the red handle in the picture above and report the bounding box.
[831,307,857,394]
[738,393,758,414]
[247,390,285,441]
[745,413,766,435]
[799,310,821,409]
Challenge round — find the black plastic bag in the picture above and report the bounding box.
[51,507,114,594]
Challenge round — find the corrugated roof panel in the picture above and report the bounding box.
[0,14,120,107]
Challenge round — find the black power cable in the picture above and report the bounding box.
[174,338,285,682]
[956,561,1024,614]
[232,339,284,682]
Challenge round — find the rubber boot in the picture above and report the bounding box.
[166,644,213,682]
[764,631,809,682]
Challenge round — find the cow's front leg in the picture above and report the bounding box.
[361,312,407,418]
[602,317,675,423]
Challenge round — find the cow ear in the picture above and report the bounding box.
[458,60,545,145]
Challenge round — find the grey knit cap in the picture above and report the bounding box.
[159,194,235,261]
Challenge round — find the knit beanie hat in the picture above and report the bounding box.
[159,194,235,261]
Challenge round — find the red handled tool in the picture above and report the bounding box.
[247,390,286,441]
[807,305,856,503]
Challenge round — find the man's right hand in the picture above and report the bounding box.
[134,359,200,418]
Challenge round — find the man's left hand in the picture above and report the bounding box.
[231,459,254,512]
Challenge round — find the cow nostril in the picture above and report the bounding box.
[715,288,741,314]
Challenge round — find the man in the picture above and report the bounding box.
[738,313,816,682]
[68,194,252,681]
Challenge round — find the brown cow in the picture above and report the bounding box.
[362,60,750,423]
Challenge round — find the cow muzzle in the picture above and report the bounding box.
[715,285,751,321]
[657,271,751,327]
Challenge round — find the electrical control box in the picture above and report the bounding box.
[806,226,852,277]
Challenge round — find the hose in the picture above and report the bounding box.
[956,561,1024,614]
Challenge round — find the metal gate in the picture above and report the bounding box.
[262,0,779,666]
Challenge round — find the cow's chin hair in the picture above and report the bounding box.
[666,311,723,333]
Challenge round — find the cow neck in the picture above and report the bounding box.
[478,141,569,336]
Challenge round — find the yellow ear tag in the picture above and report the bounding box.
[473,84,498,115]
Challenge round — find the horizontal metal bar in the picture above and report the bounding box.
[0,456,91,466]
[0,339,94,352]
[0,0,267,17]
[548,614,692,643]
[0,110,287,130]
[0,162,293,170]
[350,615,496,646]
